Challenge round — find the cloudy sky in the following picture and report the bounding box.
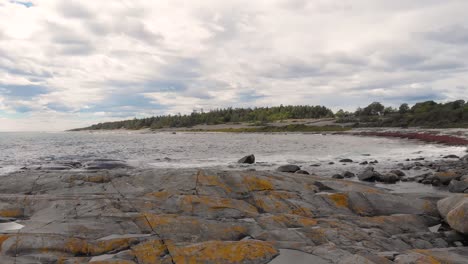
[0,0,467,131]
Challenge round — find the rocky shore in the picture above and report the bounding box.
[0,157,467,263]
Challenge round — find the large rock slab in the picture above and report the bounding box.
[0,168,459,263]
[437,194,468,234]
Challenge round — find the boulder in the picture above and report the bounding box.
[238,154,255,164]
[277,165,301,173]
[332,174,344,179]
[378,173,399,184]
[448,179,468,193]
[443,155,460,159]
[295,170,310,175]
[389,170,405,177]
[343,171,355,178]
[434,171,460,185]
[358,167,379,182]
[437,194,468,234]
[339,159,353,163]
[461,154,468,163]
[359,161,368,165]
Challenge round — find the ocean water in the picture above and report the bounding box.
[0,131,465,177]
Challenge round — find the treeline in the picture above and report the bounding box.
[336,100,468,127]
[72,105,334,130]
[71,100,468,131]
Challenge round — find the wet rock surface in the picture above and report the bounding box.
[0,167,467,263]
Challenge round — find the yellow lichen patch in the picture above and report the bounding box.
[64,238,89,255]
[86,175,111,183]
[261,214,318,228]
[180,195,258,216]
[139,213,174,229]
[131,239,168,264]
[91,260,136,264]
[412,250,443,264]
[0,235,11,251]
[304,228,328,244]
[290,206,314,218]
[171,240,278,263]
[435,171,457,178]
[242,176,274,191]
[423,200,435,213]
[89,238,137,255]
[297,217,318,226]
[0,208,24,218]
[251,195,289,213]
[197,171,232,193]
[144,191,171,199]
[328,193,349,208]
[270,191,300,200]
[222,225,248,236]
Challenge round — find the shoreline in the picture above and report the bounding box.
[72,126,468,147]
[0,155,467,263]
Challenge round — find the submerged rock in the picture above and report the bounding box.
[277,165,301,173]
[343,171,355,178]
[238,154,255,164]
[339,159,353,163]
[295,170,310,175]
[85,159,130,170]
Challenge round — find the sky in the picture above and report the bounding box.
[0,0,467,131]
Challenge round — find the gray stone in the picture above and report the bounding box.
[378,173,399,184]
[437,194,468,234]
[358,167,379,182]
[277,165,301,173]
[238,154,255,164]
[448,179,468,193]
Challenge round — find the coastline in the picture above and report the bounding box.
[0,152,467,263]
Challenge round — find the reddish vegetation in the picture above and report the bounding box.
[355,131,468,146]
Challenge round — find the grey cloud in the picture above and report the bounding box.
[57,2,93,19]
[422,25,468,45]
[45,22,95,55]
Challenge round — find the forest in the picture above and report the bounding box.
[336,100,468,128]
[71,100,468,131]
[72,105,334,130]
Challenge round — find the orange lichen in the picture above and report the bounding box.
[297,217,318,226]
[242,176,274,191]
[328,193,349,208]
[290,206,314,217]
[145,191,170,199]
[198,171,232,193]
[265,214,318,227]
[63,238,89,255]
[171,240,278,263]
[131,239,168,264]
[91,261,136,264]
[0,235,11,251]
[180,195,258,216]
[413,250,443,264]
[89,238,137,255]
[435,171,457,178]
[0,208,24,218]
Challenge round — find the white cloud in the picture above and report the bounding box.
[0,0,467,131]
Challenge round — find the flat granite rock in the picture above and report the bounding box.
[0,168,467,263]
